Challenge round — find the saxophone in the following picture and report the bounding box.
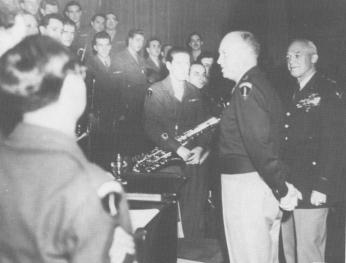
[132,116,220,173]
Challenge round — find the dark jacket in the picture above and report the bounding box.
[0,123,132,262]
[282,72,346,207]
[218,66,289,199]
[111,49,149,121]
[144,76,209,153]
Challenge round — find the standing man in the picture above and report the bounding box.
[145,37,165,83]
[112,28,150,155]
[0,35,133,263]
[217,31,301,263]
[281,39,345,263]
[144,47,211,238]
[187,32,203,62]
[86,31,122,168]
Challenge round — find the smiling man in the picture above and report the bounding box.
[144,47,210,238]
[281,39,345,263]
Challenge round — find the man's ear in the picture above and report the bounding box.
[311,53,318,64]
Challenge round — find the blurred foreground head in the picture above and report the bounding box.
[0,35,86,135]
[0,0,27,56]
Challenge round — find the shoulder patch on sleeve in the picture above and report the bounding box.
[97,181,123,216]
[146,87,153,96]
[238,82,253,98]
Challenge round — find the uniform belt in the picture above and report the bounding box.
[219,156,255,174]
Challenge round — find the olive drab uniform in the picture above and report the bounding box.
[0,123,132,263]
[218,66,288,263]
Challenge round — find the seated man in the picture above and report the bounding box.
[144,47,211,238]
[0,35,133,263]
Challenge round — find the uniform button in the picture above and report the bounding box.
[284,124,289,128]
[312,161,317,166]
[284,136,288,141]
[286,112,291,116]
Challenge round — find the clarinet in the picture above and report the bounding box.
[132,116,220,173]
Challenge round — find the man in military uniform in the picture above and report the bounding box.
[144,47,211,238]
[0,35,133,263]
[281,39,345,263]
[217,31,301,263]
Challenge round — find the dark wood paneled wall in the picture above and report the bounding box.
[100,0,233,52]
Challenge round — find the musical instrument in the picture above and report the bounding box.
[132,116,220,173]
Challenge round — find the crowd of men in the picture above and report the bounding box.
[0,0,345,263]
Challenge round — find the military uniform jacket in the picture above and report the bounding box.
[144,76,209,153]
[0,123,132,263]
[218,66,289,198]
[282,73,345,207]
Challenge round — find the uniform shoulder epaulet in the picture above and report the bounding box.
[238,82,253,98]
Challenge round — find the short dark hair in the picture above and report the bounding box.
[0,35,79,130]
[40,13,64,27]
[63,17,76,28]
[91,13,105,23]
[92,31,111,47]
[187,32,203,44]
[105,12,118,21]
[126,28,144,46]
[40,0,59,9]
[166,47,190,63]
[198,51,215,62]
[64,0,82,13]
[145,37,161,49]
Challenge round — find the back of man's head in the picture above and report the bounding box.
[0,35,80,133]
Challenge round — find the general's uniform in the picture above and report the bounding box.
[218,66,288,263]
[281,73,345,263]
[0,123,132,263]
[144,76,210,238]
[112,49,151,155]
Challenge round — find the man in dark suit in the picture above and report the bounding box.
[0,35,133,263]
[86,31,122,167]
[281,39,345,263]
[145,37,166,84]
[217,31,301,263]
[112,28,151,155]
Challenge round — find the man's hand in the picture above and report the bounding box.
[176,146,192,162]
[186,146,204,165]
[310,190,327,206]
[279,182,302,211]
[109,227,135,263]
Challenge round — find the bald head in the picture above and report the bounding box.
[0,0,27,57]
[217,31,259,82]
